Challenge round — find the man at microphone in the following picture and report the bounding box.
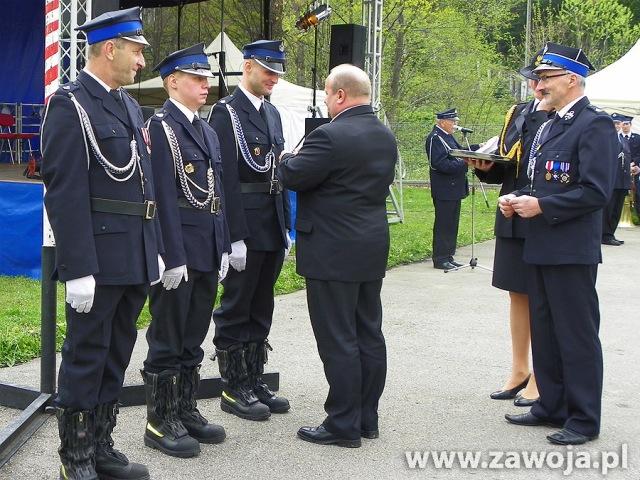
[425,109,475,270]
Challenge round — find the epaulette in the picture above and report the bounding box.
[150,110,167,121]
[587,104,603,113]
[59,81,80,95]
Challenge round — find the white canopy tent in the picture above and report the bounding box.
[270,79,327,151]
[585,38,640,131]
[125,32,245,106]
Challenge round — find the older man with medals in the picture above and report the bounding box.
[500,43,618,445]
[41,7,162,480]
[208,40,291,421]
[142,43,230,458]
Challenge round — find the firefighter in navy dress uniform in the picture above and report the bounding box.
[601,113,632,245]
[621,116,640,215]
[208,40,291,421]
[41,7,162,480]
[141,43,230,458]
[501,43,618,446]
[425,108,469,270]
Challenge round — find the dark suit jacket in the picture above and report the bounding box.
[515,97,618,265]
[277,104,398,282]
[148,99,231,273]
[208,88,290,251]
[41,70,163,285]
[614,132,632,190]
[425,125,468,201]
[628,132,640,164]
[476,100,551,238]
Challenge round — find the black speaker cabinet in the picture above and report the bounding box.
[304,117,330,136]
[329,24,366,70]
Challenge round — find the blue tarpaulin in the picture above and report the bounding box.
[0,1,44,106]
[0,182,43,279]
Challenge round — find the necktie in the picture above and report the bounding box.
[109,89,127,117]
[259,102,271,136]
[192,116,204,142]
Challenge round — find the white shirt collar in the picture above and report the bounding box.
[83,68,112,93]
[557,95,585,119]
[238,83,263,112]
[169,98,196,123]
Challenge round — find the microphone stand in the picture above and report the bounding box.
[447,131,492,273]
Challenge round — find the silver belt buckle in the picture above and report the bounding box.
[144,200,157,219]
[269,179,282,195]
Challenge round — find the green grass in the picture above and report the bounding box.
[0,186,498,367]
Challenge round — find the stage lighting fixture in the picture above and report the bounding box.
[296,4,332,31]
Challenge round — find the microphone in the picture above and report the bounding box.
[455,125,474,134]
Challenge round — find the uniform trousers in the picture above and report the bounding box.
[306,278,387,440]
[602,189,627,240]
[432,198,461,265]
[56,284,148,410]
[145,268,218,373]
[213,249,284,349]
[528,263,603,437]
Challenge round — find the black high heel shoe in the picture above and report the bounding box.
[489,375,530,400]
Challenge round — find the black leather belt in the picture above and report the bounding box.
[177,197,220,214]
[241,180,282,195]
[90,197,156,220]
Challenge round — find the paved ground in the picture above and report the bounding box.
[1,228,639,479]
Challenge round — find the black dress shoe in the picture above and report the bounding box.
[361,429,379,439]
[602,237,622,246]
[613,237,625,244]
[505,411,563,428]
[547,428,597,445]
[490,375,530,400]
[514,395,538,407]
[450,260,464,267]
[297,425,361,448]
[434,261,456,271]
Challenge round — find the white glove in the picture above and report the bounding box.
[218,252,230,283]
[284,230,293,257]
[161,264,188,290]
[229,240,247,272]
[65,275,96,314]
[151,254,165,286]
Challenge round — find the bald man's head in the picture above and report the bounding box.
[324,64,371,118]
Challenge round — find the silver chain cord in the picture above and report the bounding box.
[226,104,274,173]
[69,94,140,183]
[161,120,215,210]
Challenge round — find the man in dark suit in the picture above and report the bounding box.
[208,40,290,421]
[41,7,161,480]
[425,109,468,270]
[500,43,618,445]
[278,64,398,448]
[142,43,230,458]
[601,113,632,245]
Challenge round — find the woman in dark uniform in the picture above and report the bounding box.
[470,59,552,406]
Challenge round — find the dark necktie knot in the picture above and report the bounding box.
[192,116,204,140]
[109,89,122,103]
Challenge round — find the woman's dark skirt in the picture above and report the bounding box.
[492,236,527,294]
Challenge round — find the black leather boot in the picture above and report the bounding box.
[215,345,271,421]
[246,340,290,413]
[56,407,98,480]
[178,365,226,444]
[141,370,200,458]
[94,402,150,480]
